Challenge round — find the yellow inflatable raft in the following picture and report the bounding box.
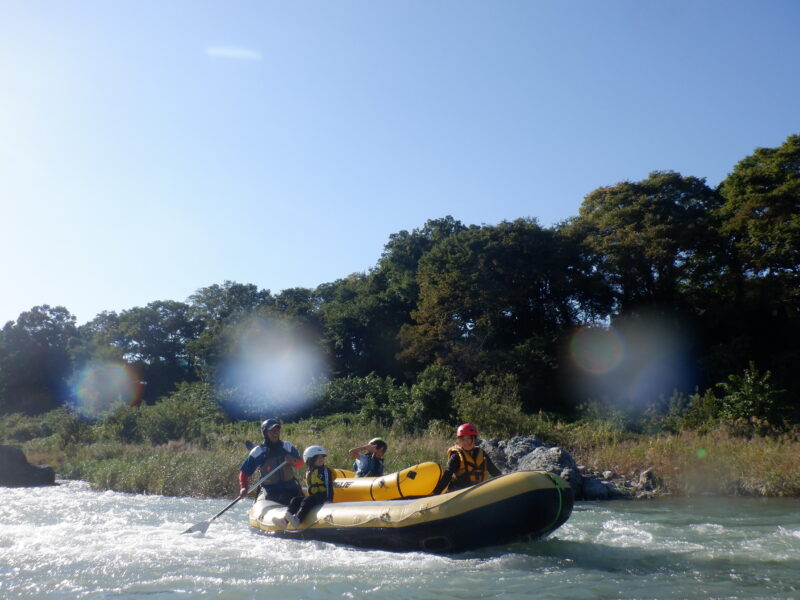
[248,470,573,553]
[329,462,442,502]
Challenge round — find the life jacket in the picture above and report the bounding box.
[258,440,298,485]
[353,453,384,478]
[447,445,487,491]
[306,465,335,501]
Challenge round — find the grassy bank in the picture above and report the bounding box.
[7,409,800,498]
[16,416,454,497]
[573,428,800,496]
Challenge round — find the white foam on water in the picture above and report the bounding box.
[3,483,800,599]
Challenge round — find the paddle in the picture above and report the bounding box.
[182,459,288,535]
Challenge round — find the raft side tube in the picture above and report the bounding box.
[331,461,442,502]
[249,470,574,553]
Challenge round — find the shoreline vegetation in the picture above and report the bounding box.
[4,400,798,499]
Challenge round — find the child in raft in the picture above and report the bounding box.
[348,437,388,477]
[273,445,336,529]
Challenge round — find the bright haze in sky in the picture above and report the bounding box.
[1,1,798,325]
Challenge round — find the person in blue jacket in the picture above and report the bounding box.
[348,437,388,477]
[239,418,303,505]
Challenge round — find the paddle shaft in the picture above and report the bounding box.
[183,459,288,533]
[213,459,289,521]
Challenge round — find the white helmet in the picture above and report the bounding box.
[303,445,328,462]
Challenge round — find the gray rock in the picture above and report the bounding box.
[636,467,659,492]
[581,477,616,500]
[482,435,549,473]
[0,444,56,487]
[482,434,656,500]
[517,445,583,492]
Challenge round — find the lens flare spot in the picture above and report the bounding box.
[217,316,328,419]
[70,362,139,418]
[697,448,708,459]
[569,327,625,375]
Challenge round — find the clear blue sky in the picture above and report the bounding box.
[2,1,798,325]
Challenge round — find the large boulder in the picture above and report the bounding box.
[0,444,56,487]
[482,435,547,472]
[482,435,630,500]
[482,435,582,494]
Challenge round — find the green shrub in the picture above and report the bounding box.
[640,390,693,434]
[716,361,786,426]
[454,372,526,438]
[0,408,82,443]
[678,388,722,432]
[357,377,411,426]
[94,405,144,443]
[314,374,387,416]
[136,382,226,445]
[405,364,459,429]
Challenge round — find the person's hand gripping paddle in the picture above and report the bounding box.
[182,460,288,535]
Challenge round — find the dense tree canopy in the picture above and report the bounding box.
[564,171,724,313]
[1,135,798,421]
[0,306,78,414]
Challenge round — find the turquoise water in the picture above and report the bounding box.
[1,481,798,599]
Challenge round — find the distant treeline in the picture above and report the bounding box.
[1,134,798,427]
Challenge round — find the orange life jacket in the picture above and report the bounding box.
[447,445,487,491]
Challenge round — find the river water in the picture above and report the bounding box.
[1,481,798,599]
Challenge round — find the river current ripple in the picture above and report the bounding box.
[1,480,798,599]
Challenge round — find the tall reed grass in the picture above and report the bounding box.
[7,409,800,498]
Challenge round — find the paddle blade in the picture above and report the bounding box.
[182,520,211,535]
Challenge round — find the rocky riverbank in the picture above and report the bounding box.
[0,444,56,487]
[483,435,662,500]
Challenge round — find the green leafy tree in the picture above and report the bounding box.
[719,134,800,297]
[716,135,800,399]
[186,281,273,376]
[565,171,724,313]
[0,305,78,414]
[313,217,467,382]
[113,301,203,402]
[398,219,610,410]
[135,382,226,445]
[376,216,467,311]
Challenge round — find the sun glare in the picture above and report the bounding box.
[567,315,694,408]
[70,362,140,418]
[217,316,328,419]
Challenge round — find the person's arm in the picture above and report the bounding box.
[284,443,304,469]
[348,443,373,459]
[238,447,262,496]
[432,453,461,495]
[286,454,304,469]
[484,453,501,478]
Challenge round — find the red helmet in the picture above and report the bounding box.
[456,423,478,438]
